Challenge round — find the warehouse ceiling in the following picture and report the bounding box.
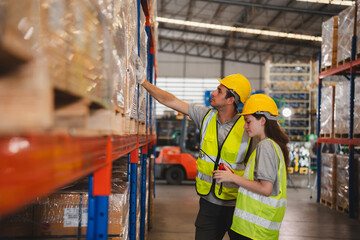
[157,0,350,65]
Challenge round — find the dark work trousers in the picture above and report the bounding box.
[195,198,252,240]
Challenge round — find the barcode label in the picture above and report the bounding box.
[64,208,88,227]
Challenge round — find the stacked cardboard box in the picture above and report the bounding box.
[0,0,146,135]
[320,86,335,138]
[321,153,337,208]
[337,3,360,64]
[321,16,338,69]
[334,79,360,138]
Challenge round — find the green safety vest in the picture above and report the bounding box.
[196,110,250,200]
[231,138,287,240]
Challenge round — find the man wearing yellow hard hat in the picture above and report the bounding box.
[136,59,257,240]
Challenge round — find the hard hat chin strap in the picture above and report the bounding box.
[255,111,278,120]
[228,89,242,105]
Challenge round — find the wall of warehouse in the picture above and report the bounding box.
[155,52,264,116]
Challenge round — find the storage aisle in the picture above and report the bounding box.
[149,180,360,240]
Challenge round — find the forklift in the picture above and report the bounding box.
[155,115,199,185]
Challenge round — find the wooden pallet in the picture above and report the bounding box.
[321,65,336,72]
[320,133,332,138]
[337,53,360,67]
[334,133,349,139]
[337,57,352,67]
[320,198,336,210]
[336,205,349,214]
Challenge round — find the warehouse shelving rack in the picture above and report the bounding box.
[265,61,313,141]
[265,60,313,175]
[0,0,157,239]
[317,35,359,218]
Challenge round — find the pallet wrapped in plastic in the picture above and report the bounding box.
[321,153,336,206]
[334,79,360,138]
[320,86,335,137]
[336,154,360,213]
[334,81,350,137]
[336,154,349,212]
[94,0,127,111]
[337,3,360,64]
[149,0,158,71]
[0,0,53,133]
[34,181,130,239]
[0,0,115,133]
[138,5,148,122]
[321,16,338,69]
[66,0,113,108]
[355,78,360,138]
[0,180,130,239]
[125,0,138,118]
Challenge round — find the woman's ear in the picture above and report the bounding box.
[260,116,266,126]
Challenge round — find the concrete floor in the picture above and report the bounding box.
[148,176,360,240]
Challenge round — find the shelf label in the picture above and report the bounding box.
[64,208,88,227]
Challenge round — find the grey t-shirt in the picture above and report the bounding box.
[253,138,281,196]
[188,103,256,206]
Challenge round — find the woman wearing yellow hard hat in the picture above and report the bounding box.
[213,94,289,240]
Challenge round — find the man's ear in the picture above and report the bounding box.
[227,96,235,105]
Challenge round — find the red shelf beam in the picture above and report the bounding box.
[0,133,157,218]
[319,58,360,79]
[0,134,108,217]
[318,137,360,145]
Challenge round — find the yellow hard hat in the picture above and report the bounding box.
[217,74,251,104]
[240,94,279,119]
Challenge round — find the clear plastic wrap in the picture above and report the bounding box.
[66,0,112,108]
[334,81,350,136]
[0,1,53,132]
[337,5,355,63]
[111,0,127,110]
[150,0,158,71]
[2,0,113,108]
[94,0,126,110]
[125,0,138,117]
[337,3,360,63]
[321,16,338,69]
[320,153,336,204]
[138,6,148,121]
[320,86,335,136]
[355,78,360,136]
[336,154,349,211]
[34,181,130,237]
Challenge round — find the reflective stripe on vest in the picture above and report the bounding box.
[232,138,287,240]
[196,110,250,200]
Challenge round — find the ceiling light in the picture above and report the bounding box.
[296,0,354,6]
[156,17,322,42]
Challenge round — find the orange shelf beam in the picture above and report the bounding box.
[0,133,157,218]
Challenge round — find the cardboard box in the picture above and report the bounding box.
[34,181,129,238]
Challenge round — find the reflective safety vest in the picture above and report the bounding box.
[231,138,287,240]
[196,110,250,200]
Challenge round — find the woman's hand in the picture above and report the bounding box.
[212,165,236,184]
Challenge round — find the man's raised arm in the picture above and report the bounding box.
[136,58,189,115]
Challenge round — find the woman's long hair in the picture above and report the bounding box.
[253,114,290,170]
